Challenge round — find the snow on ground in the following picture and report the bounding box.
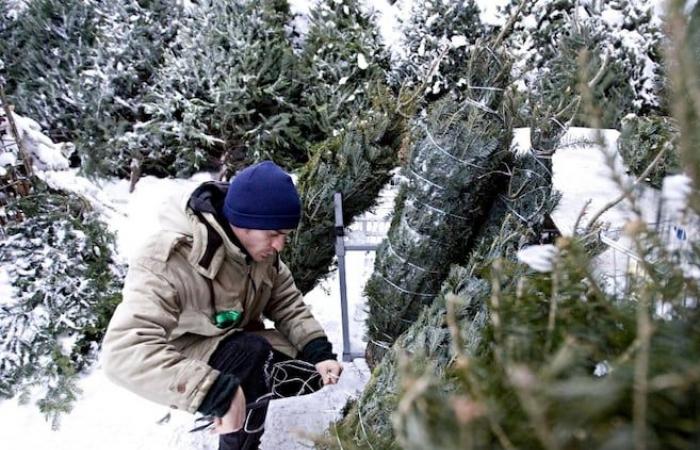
[550,127,698,291]
[0,265,13,306]
[0,168,395,449]
[551,127,661,235]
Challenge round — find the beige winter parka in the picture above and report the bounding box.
[101,182,326,414]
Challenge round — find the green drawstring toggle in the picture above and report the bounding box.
[214,310,242,328]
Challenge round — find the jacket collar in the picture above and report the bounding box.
[183,181,274,280]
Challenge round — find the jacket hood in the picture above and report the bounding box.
[154,181,253,279]
[187,181,228,218]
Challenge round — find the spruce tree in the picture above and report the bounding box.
[282,0,400,293]
[76,0,183,177]
[114,0,306,178]
[1,88,123,425]
[283,84,404,294]
[299,0,390,141]
[502,0,664,129]
[618,115,681,188]
[324,149,555,449]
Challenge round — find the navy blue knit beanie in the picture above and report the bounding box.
[223,161,301,230]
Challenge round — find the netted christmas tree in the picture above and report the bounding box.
[322,148,555,449]
[364,43,513,364]
[321,2,700,447]
[390,0,486,101]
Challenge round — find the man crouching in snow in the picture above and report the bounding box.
[102,161,342,450]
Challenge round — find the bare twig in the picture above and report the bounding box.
[493,0,527,49]
[584,143,669,232]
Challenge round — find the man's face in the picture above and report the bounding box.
[232,227,293,262]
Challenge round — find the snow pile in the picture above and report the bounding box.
[517,244,558,273]
[1,107,70,171]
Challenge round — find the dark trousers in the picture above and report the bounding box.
[207,332,322,450]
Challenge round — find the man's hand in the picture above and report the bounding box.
[213,386,246,434]
[315,359,343,385]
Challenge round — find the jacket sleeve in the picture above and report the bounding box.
[101,258,219,413]
[263,260,327,351]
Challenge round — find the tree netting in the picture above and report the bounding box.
[323,149,556,449]
[365,44,513,364]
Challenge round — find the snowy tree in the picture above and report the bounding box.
[284,83,404,294]
[100,0,307,178]
[0,0,98,141]
[618,115,681,188]
[1,94,122,425]
[390,0,486,101]
[281,0,400,293]
[299,0,390,140]
[0,181,124,428]
[325,148,555,449]
[76,0,184,177]
[501,0,665,129]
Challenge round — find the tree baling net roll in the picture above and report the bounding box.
[365,44,513,364]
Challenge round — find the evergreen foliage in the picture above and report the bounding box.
[299,0,390,140]
[284,84,404,294]
[390,0,486,101]
[502,0,665,129]
[618,115,681,188]
[282,0,400,293]
[323,150,555,449]
[387,228,700,450]
[326,163,700,450]
[121,0,305,177]
[365,44,513,364]
[76,0,183,176]
[0,0,98,141]
[0,180,124,429]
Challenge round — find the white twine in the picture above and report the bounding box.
[387,239,440,274]
[408,166,446,190]
[422,125,486,170]
[266,359,323,399]
[410,196,470,220]
[379,274,437,298]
